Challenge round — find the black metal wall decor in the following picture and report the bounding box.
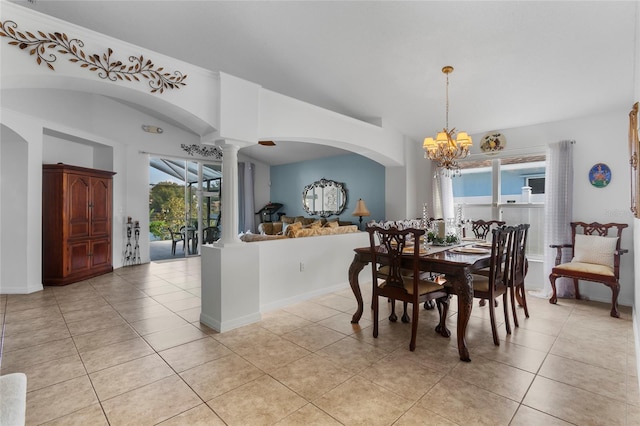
[181,144,223,159]
[0,19,187,94]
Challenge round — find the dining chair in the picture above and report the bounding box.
[509,224,530,327]
[470,225,516,345]
[366,225,449,351]
[467,219,506,307]
[202,226,219,244]
[167,227,184,255]
[549,221,628,317]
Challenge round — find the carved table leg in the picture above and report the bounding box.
[349,254,368,323]
[451,270,473,362]
[435,295,451,337]
[549,274,558,305]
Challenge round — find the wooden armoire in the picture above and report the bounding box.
[42,164,116,286]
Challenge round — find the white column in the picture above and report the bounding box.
[217,140,242,245]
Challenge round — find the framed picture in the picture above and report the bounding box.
[589,163,611,188]
[630,102,639,218]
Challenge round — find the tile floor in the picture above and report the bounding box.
[1,257,638,425]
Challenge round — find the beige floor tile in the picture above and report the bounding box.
[471,339,547,373]
[61,302,116,323]
[161,296,202,312]
[387,341,462,375]
[158,337,232,372]
[2,304,61,323]
[66,311,128,336]
[259,309,314,335]
[208,375,307,425]
[129,312,189,335]
[175,306,201,322]
[313,292,358,313]
[79,336,154,373]
[157,404,226,425]
[628,403,640,425]
[419,375,519,424]
[57,296,110,315]
[42,403,109,426]
[275,403,343,425]
[73,324,140,353]
[212,323,279,353]
[17,353,87,392]
[89,353,174,400]
[141,284,182,297]
[551,336,627,372]
[101,375,202,426]
[502,325,558,353]
[523,376,627,425]
[448,354,535,402]
[236,336,310,373]
[318,311,374,336]
[510,405,573,425]
[26,375,99,425]
[314,375,413,425]
[142,323,208,351]
[316,336,390,374]
[359,354,446,401]
[283,300,343,322]
[152,290,196,303]
[282,324,347,351]
[116,303,173,323]
[0,337,77,372]
[179,353,264,401]
[539,353,628,402]
[2,312,66,336]
[393,405,458,426]
[2,322,71,352]
[628,375,640,406]
[271,353,354,401]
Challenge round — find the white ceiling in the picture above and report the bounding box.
[10,1,639,165]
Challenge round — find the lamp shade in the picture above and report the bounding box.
[352,199,370,217]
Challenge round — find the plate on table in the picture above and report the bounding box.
[475,242,493,248]
[402,246,427,254]
[450,247,490,254]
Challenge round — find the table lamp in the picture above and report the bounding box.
[352,198,370,230]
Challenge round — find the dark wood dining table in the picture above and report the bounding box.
[348,243,493,362]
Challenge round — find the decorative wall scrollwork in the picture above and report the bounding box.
[0,19,187,94]
[181,144,223,159]
[629,102,639,218]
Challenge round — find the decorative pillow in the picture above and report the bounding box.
[285,221,302,238]
[310,220,323,229]
[281,216,295,224]
[324,221,339,228]
[571,234,618,268]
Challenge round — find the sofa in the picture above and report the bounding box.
[242,216,358,242]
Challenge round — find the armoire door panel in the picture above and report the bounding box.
[90,239,111,269]
[68,174,91,239]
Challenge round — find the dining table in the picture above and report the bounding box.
[348,240,493,362]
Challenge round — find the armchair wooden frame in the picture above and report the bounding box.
[367,225,449,351]
[549,221,628,318]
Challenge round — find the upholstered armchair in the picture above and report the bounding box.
[549,222,628,317]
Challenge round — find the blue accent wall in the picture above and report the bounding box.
[270,153,385,224]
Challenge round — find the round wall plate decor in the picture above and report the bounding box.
[480,132,506,155]
[589,163,611,188]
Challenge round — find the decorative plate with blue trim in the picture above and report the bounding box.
[589,163,611,188]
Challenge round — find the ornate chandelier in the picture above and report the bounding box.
[423,66,472,176]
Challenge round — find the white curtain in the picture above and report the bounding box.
[238,162,256,233]
[532,140,574,298]
[432,172,454,220]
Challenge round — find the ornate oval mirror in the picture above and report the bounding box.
[302,178,347,217]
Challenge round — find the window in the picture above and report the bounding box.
[453,155,545,258]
